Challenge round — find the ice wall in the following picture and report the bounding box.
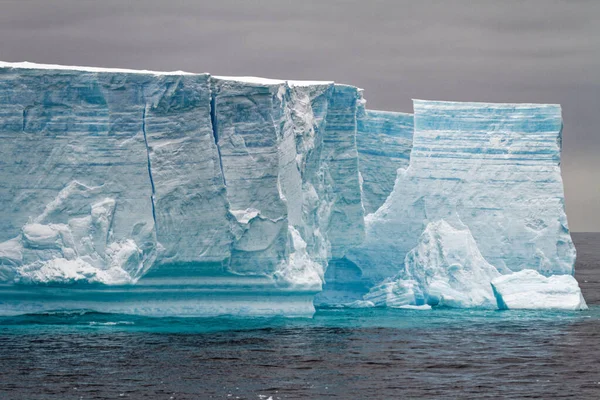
[0,62,580,315]
[343,100,576,306]
[210,77,290,275]
[357,107,413,214]
[0,67,161,283]
[315,103,414,306]
[144,74,232,265]
[320,85,365,259]
[0,63,368,316]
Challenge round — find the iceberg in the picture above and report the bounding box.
[0,61,585,316]
[491,269,588,310]
[360,220,500,309]
[356,106,413,214]
[340,99,578,308]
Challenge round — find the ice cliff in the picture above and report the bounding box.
[0,62,583,316]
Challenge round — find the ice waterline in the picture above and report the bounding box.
[0,61,586,316]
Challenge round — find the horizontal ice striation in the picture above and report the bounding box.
[144,74,232,265]
[311,85,370,306]
[344,100,576,305]
[210,77,289,276]
[0,63,359,316]
[320,85,365,259]
[0,62,582,315]
[356,106,413,214]
[0,67,159,285]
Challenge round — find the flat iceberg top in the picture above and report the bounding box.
[287,80,334,87]
[0,61,201,76]
[413,99,561,110]
[211,76,335,87]
[212,75,287,85]
[365,109,413,117]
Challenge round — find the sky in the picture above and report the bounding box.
[1,0,598,231]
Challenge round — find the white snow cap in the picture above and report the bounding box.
[0,61,198,75]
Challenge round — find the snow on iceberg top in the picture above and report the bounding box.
[365,109,413,117]
[213,76,335,87]
[0,61,202,76]
[0,62,337,87]
[212,75,287,85]
[287,80,334,87]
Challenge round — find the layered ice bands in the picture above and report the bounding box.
[0,62,584,316]
[0,67,160,285]
[320,85,365,259]
[145,74,231,265]
[356,107,413,214]
[344,100,577,306]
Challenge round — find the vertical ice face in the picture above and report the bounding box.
[0,67,159,281]
[312,85,368,306]
[356,105,413,214]
[345,100,575,303]
[209,77,340,288]
[286,81,334,266]
[0,62,580,315]
[320,85,365,258]
[143,74,232,265]
[210,77,290,276]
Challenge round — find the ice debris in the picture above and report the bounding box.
[491,269,588,310]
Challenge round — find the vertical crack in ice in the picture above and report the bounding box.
[210,91,227,186]
[141,105,157,225]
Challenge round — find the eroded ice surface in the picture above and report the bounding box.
[491,269,588,310]
[320,85,365,259]
[357,107,413,214]
[0,62,583,316]
[0,68,160,285]
[361,220,500,309]
[344,100,576,306]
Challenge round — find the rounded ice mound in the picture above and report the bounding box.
[491,269,588,310]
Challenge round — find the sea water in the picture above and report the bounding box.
[1,233,599,399]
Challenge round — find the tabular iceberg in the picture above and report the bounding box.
[0,62,584,316]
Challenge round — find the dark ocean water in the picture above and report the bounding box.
[1,233,599,399]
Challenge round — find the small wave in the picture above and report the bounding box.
[24,309,104,317]
[88,321,135,326]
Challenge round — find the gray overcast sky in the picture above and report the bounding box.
[1,0,599,231]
